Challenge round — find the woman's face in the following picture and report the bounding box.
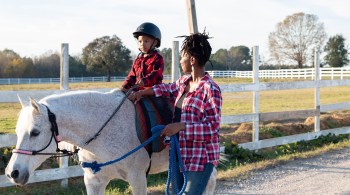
[180,51,192,74]
[137,35,156,53]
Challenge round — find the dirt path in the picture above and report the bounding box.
[215,147,350,194]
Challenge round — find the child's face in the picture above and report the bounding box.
[137,35,157,53]
[180,51,192,74]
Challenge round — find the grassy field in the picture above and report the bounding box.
[1,78,350,134]
[1,78,350,194]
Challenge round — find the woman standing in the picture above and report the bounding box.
[131,32,222,194]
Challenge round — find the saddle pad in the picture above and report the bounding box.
[134,96,173,154]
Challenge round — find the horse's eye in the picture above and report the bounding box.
[30,129,40,137]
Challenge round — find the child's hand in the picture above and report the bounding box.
[136,80,144,87]
[127,92,135,101]
[121,87,128,93]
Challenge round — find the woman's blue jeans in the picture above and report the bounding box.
[177,163,214,194]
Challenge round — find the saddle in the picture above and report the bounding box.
[134,96,174,155]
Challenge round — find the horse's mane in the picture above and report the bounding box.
[39,89,125,108]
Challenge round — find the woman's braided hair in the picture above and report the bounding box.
[178,31,213,67]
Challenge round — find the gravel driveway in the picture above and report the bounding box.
[215,147,350,195]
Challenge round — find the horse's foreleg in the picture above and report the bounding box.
[127,172,147,195]
[84,173,110,195]
[203,167,217,195]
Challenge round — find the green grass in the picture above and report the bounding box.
[222,86,350,115]
[2,81,350,134]
[0,103,21,134]
[1,79,350,194]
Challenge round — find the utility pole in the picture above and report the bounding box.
[172,0,198,81]
[186,0,198,33]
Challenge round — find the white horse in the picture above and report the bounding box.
[5,89,217,195]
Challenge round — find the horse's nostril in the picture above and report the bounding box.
[11,170,19,179]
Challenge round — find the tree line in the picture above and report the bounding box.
[0,12,349,79]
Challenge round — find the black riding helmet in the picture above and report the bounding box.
[133,22,161,48]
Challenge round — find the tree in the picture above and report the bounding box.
[82,35,132,81]
[210,46,252,70]
[211,49,230,70]
[0,49,25,78]
[22,57,34,77]
[228,46,252,70]
[268,12,327,68]
[160,48,172,75]
[324,34,349,67]
[69,55,93,77]
[32,52,60,78]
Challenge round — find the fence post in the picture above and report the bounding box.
[60,43,69,90]
[59,156,69,188]
[59,43,69,188]
[331,68,334,80]
[252,46,260,142]
[171,41,180,82]
[341,68,344,80]
[314,49,320,132]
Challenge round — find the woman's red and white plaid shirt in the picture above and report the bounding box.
[153,73,222,171]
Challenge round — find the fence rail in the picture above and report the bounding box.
[2,68,350,85]
[0,75,172,85]
[207,67,350,79]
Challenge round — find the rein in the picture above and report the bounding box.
[83,85,138,146]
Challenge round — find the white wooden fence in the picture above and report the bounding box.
[1,68,350,85]
[0,75,172,85]
[2,47,350,188]
[206,67,350,79]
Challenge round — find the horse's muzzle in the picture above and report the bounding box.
[5,166,30,185]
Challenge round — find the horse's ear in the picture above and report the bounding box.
[29,97,42,113]
[17,94,27,108]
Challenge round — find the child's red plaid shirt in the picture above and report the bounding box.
[122,50,164,90]
[153,73,222,171]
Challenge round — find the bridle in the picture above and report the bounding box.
[12,87,137,157]
[12,105,79,157]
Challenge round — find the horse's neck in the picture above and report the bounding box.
[45,90,129,147]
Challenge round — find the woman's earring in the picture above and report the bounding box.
[191,64,194,72]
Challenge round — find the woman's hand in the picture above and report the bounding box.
[160,123,186,137]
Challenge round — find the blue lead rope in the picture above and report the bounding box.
[81,126,163,173]
[152,125,188,195]
[166,132,188,194]
[81,125,187,195]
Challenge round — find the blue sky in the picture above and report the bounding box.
[0,0,349,61]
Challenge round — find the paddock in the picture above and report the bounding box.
[1,46,350,189]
